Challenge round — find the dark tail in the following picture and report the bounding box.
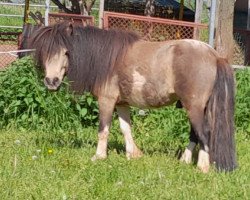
[205,58,237,171]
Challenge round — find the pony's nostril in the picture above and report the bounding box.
[44,77,51,85]
[52,77,59,85]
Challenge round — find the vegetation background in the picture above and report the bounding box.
[0,54,249,200]
[0,1,250,199]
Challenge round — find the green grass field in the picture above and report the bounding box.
[0,58,250,199]
[0,128,249,199]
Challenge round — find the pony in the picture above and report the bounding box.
[29,22,237,173]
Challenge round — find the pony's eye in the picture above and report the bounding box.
[65,51,69,57]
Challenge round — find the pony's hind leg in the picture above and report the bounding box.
[91,97,116,161]
[180,126,197,164]
[187,106,210,173]
[116,106,143,159]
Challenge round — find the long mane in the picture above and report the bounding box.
[29,22,140,93]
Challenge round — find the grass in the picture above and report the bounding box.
[0,127,249,199]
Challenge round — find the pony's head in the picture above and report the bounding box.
[29,23,72,90]
[43,47,69,90]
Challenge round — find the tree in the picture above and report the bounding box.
[214,0,235,63]
[144,0,155,16]
[51,0,96,15]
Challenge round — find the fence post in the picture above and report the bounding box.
[99,0,104,28]
[208,0,217,47]
[45,0,50,26]
[23,0,30,24]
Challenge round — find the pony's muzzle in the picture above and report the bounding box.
[44,77,61,90]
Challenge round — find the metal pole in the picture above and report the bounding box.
[45,0,50,26]
[208,0,217,47]
[99,0,105,28]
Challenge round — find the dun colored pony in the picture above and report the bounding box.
[29,22,237,173]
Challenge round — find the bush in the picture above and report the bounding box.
[0,57,249,138]
[0,57,99,132]
[235,69,250,134]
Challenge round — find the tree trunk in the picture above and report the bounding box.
[214,0,235,63]
[144,0,155,16]
[194,0,203,39]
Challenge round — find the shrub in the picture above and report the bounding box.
[0,57,99,132]
[235,69,250,134]
[0,57,249,138]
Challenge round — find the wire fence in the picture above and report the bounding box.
[0,32,21,68]
[103,11,208,41]
[0,1,59,68]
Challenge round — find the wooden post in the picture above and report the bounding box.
[179,0,184,20]
[194,0,203,39]
[247,0,250,30]
[214,0,235,63]
[99,0,104,28]
[23,0,30,24]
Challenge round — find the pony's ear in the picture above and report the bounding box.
[66,22,73,36]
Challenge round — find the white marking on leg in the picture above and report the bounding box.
[91,126,109,161]
[117,107,143,159]
[180,142,196,164]
[197,148,210,173]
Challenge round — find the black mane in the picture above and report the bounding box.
[29,22,140,93]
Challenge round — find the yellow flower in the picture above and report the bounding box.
[48,149,53,154]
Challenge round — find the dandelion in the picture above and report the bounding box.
[138,109,146,116]
[32,155,38,160]
[62,194,67,200]
[48,149,53,154]
[116,181,123,186]
[14,140,21,145]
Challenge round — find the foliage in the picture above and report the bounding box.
[235,69,250,134]
[0,57,249,138]
[0,57,99,132]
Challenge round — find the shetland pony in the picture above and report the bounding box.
[29,22,237,172]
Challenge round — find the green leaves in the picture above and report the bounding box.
[235,69,250,133]
[0,57,99,132]
[0,57,249,138]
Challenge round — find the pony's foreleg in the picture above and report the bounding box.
[91,97,115,161]
[116,106,143,159]
[180,126,197,164]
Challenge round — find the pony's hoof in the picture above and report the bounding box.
[197,150,210,173]
[180,148,192,164]
[126,149,143,160]
[198,165,210,173]
[91,154,107,162]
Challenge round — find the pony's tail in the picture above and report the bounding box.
[205,58,237,171]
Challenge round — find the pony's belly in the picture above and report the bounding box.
[127,90,177,108]
[122,79,177,108]
[118,69,177,108]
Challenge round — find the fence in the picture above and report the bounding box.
[0,32,21,67]
[0,1,58,68]
[233,29,250,65]
[49,13,95,26]
[103,11,208,42]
